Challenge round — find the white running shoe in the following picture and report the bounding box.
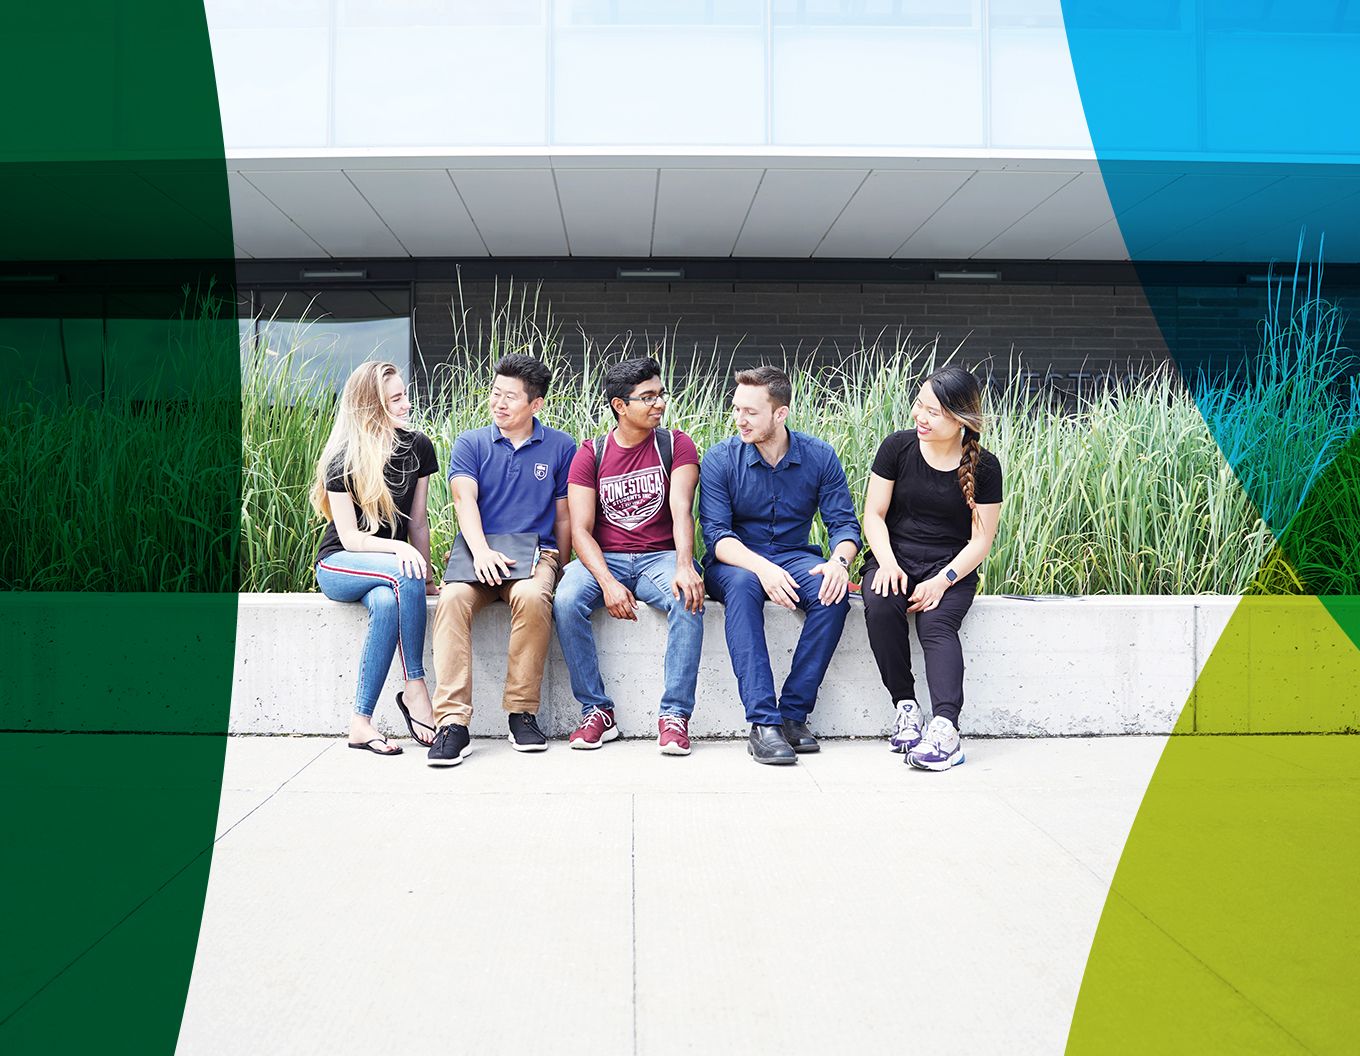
[889,699,924,753]
[907,716,965,771]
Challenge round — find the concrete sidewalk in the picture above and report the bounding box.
[180,735,1169,1056]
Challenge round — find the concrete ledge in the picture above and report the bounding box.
[232,593,1242,737]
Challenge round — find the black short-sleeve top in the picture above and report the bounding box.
[315,429,439,565]
[869,430,1003,571]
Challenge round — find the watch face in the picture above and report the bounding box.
[945,569,957,582]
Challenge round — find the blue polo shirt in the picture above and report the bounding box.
[698,429,862,568]
[448,419,577,551]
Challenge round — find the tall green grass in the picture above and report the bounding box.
[238,277,1357,595]
[0,305,239,591]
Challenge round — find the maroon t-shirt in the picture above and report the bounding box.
[568,428,700,553]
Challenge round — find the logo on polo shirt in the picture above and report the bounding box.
[599,466,665,530]
[534,463,549,480]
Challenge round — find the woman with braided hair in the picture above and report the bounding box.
[859,366,1003,770]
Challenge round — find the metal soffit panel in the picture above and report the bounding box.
[652,169,764,256]
[345,170,487,257]
[448,169,568,256]
[224,158,1360,263]
[553,169,657,257]
[814,170,973,258]
[228,172,326,258]
[894,170,1081,259]
[241,170,407,258]
[733,169,870,257]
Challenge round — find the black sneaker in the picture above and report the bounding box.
[427,722,470,768]
[508,711,548,752]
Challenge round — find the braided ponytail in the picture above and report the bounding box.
[922,366,986,525]
[958,428,981,523]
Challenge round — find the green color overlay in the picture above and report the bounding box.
[0,6,237,1054]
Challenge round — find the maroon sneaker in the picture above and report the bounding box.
[569,707,618,750]
[657,715,691,756]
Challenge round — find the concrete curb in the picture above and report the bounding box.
[233,592,1244,737]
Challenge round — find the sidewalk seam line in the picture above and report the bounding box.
[213,740,337,844]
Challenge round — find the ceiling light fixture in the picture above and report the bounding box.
[617,267,684,280]
[934,269,1001,282]
[299,268,367,280]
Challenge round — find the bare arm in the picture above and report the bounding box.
[861,473,910,597]
[568,483,636,620]
[552,496,572,564]
[667,463,704,612]
[405,475,436,594]
[907,502,1002,613]
[450,475,515,586]
[328,492,427,579]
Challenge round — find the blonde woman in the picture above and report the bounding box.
[311,361,439,755]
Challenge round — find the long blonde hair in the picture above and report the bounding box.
[310,361,407,532]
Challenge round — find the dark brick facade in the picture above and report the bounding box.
[414,277,1360,390]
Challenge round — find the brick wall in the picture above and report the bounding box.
[413,278,1360,390]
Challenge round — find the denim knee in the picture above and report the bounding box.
[553,581,592,619]
[365,586,398,615]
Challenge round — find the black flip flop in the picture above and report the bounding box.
[348,738,403,756]
[396,691,436,747]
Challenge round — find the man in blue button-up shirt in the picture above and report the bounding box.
[699,365,861,764]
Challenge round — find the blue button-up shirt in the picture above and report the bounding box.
[698,429,861,568]
[448,419,577,551]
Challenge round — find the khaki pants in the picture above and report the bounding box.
[432,551,560,727]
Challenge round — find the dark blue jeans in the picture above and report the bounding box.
[705,550,850,725]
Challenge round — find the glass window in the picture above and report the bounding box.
[243,288,412,397]
[553,24,765,144]
[989,0,1089,148]
[772,1,984,146]
[558,0,762,25]
[333,1,547,146]
[206,0,331,148]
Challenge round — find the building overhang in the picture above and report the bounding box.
[226,150,1360,265]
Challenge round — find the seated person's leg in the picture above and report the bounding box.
[501,552,561,715]
[552,557,614,715]
[432,580,494,728]
[704,561,779,725]
[634,552,704,720]
[770,550,851,723]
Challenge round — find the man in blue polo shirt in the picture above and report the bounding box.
[700,365,861,765]
[428,354,576,766]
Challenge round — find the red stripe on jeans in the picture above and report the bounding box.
[317,561,410,678]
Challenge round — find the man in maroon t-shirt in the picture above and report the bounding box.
[553,357,705,754]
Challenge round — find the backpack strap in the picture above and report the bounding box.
[594,431,609,478]
[596,428,673,477]
[654,427,673,477]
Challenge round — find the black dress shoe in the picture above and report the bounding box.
[747,723,797,765]
[782,719,820,754]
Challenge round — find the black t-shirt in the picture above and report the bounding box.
[868,430,1003,577]
[315,429,439,564]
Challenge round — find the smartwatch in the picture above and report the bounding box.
[944,568,958,583]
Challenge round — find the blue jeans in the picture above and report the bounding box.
[705,550,850,725]
[553,551,704,718]
[315,551,428,717]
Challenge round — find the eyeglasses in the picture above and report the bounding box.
[619,391,670,407]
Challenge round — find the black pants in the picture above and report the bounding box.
[861,557,977,727]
